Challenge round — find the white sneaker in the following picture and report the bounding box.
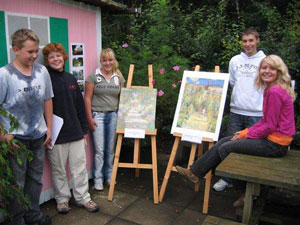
[105,180,117,186]
[93,183,103,191]
[213,179,233,191]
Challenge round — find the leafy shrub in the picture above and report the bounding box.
[102,0,300,135]
[0,109,32,220]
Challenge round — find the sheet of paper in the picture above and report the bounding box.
[124,128,145,139]
[182,133,202,144]
[49,114,64,149]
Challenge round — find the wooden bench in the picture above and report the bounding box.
[202,215,242,225]
[215,150,300,224]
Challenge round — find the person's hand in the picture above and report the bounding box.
[88,119,97,131]
[0,134,19,148]
[43,128,52,149]
[231,131,240,141]
[84,134,88,145]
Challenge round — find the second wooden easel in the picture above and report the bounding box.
[158,65,220,214]
[108,64,159,204]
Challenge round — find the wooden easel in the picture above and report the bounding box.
[158,65,220,214]
[108,64,159,204]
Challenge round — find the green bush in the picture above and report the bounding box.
[0,109,32,220]
[102,0,300,135]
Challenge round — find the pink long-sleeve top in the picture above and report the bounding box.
[240,84,295,146]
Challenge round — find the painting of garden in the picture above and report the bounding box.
[171,71,229,140]
[117,88,157,131]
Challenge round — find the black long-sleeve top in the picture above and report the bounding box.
[47,67,88,144]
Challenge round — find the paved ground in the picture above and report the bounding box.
[40,149,300,225]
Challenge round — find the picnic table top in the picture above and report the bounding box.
[215,150,300,191]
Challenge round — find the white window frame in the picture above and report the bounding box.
[5,12,50,63]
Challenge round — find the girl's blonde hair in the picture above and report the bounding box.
[100,48,123,79]
[255,55,296,100]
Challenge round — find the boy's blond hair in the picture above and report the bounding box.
[11,28,39,49]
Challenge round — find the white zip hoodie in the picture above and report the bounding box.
[229,50,266,116]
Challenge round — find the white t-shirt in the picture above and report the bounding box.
[0,63,54,140]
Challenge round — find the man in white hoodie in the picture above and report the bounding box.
[213,28,266,193]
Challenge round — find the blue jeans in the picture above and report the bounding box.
[226,112,261,137]
[6,136,45,225]
[191,136,288,178]
[223,112,261,184]
[92,111,117,185]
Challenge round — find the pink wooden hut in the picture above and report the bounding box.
[0,0,128,203]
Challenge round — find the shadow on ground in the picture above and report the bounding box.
[40,144,300,225]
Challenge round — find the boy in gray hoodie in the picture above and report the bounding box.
[213,28,265,193]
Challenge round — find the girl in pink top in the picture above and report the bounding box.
[176,55,296,206]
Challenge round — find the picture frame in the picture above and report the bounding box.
[117,88,157,132]
[171,71,229,141]
[71,43,85,92]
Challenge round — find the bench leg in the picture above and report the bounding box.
[243,182,260,224]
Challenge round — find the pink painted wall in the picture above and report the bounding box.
[0,0,99,76]
[0,0,98,193]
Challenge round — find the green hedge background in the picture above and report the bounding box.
[102,0,300,140]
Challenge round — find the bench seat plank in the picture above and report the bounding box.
[215,150,300,191]
[202,215,242,225]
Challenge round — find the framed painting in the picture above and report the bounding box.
[117,88,157,131]
[171,71,229,141]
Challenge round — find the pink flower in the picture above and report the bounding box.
[172,83,177,88]
[178,80,182,84]
[152,79,156,85]
[122,43,128,48]
[157,90,164,96]
[173,65,180,71]
[159,68,165,75]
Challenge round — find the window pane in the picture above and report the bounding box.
[7,15,28,45]
[9,48,14,62]
[30,18,48,46]
[35,48,45,65]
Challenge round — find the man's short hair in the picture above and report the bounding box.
[11,28,39,49]
[241,28,259,39]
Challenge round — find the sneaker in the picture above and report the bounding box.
[93,183,103,191]
[76,200,100,213]
[105,180,117,186]
[175,166,200,184]
[213,179,233,192]
[26,215,52,225]
[57,202,70,214]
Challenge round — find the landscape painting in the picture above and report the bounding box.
[171,71,229,141]
[117,88,157,131]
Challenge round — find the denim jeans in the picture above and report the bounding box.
[223,112,261,184]
[191,136,288,178]
[6,136,45,225]
[92,111,117,185]
[226,112,261,137]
